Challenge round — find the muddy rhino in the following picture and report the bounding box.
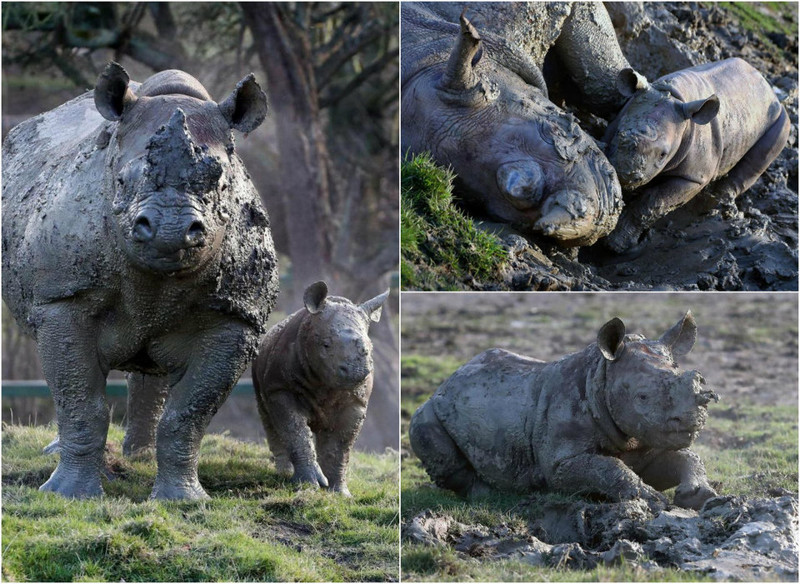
[2,63,278,499]
[253,282,390,496]
[402,2,633,246]
[604,58,791,251]
[410,312,720,510]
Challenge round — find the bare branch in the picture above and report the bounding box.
[319,47,398,109]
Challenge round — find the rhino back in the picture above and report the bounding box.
[431,348,547,491]
[2,92,115,329]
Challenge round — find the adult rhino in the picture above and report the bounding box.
[402,2,633,246]
[2,63,278,499]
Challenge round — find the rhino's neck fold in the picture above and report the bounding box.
[585,357,631,452]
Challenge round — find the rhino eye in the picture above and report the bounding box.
[636,393,648,402]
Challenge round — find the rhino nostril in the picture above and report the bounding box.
[133,214,154,242]
[185,220,207,247]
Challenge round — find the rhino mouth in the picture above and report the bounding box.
[129,245,211,275]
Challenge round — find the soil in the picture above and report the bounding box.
[447,2,799,291]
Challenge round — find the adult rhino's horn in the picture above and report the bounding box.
[360,289,390,323]
[440,9,483,91]
[95,62,138,121]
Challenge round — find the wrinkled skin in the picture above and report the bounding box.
[409,312,720,511]
[604,58,791,251]
[252,282,389,497]
[2,63,278,499]
[402,2,628,246]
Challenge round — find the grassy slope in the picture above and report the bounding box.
[400,354,797,582]
[2,424,399,582]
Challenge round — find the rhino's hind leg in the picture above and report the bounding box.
[409,400,489,498]
[123,373,169,456]
[253,379,293,476]
[35,303,109,498]
[709,106,790,214]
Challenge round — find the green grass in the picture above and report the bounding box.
[401,153,507,290]
[400,354,798,582]
[718,2,798,47]
[2,424,399,582]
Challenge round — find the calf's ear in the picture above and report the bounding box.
[94,62,138,121]
[682,95,719,125]
[659,311,697,357]
[598,317,626,361]
[219,73,269,133]
[303,281,328,314]
[616,68,649,97]
[360,289,390,323]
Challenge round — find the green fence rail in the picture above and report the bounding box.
[2,379,256,398]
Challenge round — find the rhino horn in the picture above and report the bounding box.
[94,61,138,121]
[440,9,483,91]
[682,95,719,125]
[218,73,269,134]
[361,289,390,323]
[303,281,328,314]
[659,311,697,357]
[616,68,649,98]
[598,317,626,361]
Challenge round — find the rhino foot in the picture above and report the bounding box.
[327,482,352,498]
[291,462,329,489]
[150,477,210,500]
[40,463,104,498]
[674,483,717,511]
[42,436,61,455]
[604,220,646,254]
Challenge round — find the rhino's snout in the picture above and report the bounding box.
[132,207,209,251]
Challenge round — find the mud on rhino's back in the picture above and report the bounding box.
[2,92,112,327]
[431,348,547,492]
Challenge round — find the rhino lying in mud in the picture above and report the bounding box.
[604,58,791,252]
[402,2,631,246]
[410,312,720,510]
[253,282,389,496]
[2,63,278,499]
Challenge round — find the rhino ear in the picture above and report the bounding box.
[440,9,483,92]
[219,73,268,133]
[360,289,390,323]
[94,62,138,121]
[303,281,328,314]
[598,317,626,361]
[616,68,649,98]
[660,311,697,357]
[682,95,719,125]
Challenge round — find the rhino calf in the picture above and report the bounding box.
[252,282,389,496]
[409,312,720,510]
[604,58,790,251]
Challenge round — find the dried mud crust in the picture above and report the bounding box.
[471,2,798,291]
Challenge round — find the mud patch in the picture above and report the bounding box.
[403,496,798,581]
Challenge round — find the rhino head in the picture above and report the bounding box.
[605,69,719,190]
[94,62,268,274]
[300,282,390,389]
[595,311,719,450]
[402,13,621,246]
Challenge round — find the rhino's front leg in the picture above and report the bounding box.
[551,453,669,511]
[316,403,367,497]
[35,303,110,498]
[263,391,328,488]
[123,373,169,456]
[149,322,253,500]
[622,448,717,511]
[605,176,706,252]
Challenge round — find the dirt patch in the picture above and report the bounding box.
[403,496,798,581]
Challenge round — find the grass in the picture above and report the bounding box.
[401,153,507,290]
[2,424,399,582]
[717,2,798,49]
[400,352,798,582]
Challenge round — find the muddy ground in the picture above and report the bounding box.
[400,293,798,580]
[438,2,799,291]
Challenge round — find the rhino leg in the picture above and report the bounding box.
[261,390,328,488]
[35,303,109,498]
[622,448,717,511]
[606,176,706,252]
[409,400,490,498]
[709,106,790,215]
[316,404,367,497]
[149,321,251,500]
[123,373,169,456]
